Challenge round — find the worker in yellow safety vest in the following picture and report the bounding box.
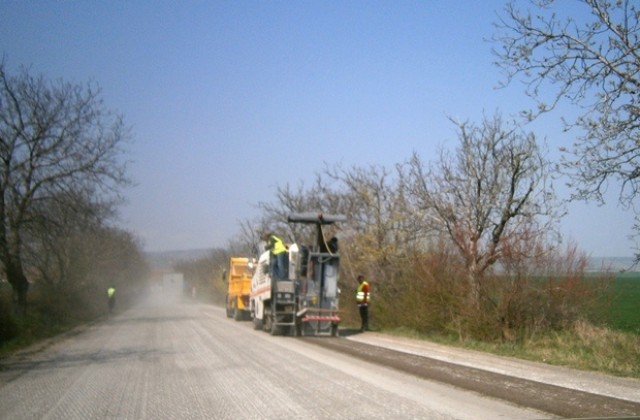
[263,232,288,279]
[356,275,370,332]
[107,286,116,313]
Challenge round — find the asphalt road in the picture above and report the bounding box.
[0,291,635,419]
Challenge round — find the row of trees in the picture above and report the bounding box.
[0,62,149,342]
[225,114,601,340]
[3,0,635,344]
[175,111,601,341]
[185,0,637,340]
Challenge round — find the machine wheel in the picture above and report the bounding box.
[269,317,279,336]
[233,308,242,321]
[330,323,339,337]
[253,316,263,330]
[263,312,272,333]
[302,322,316,336]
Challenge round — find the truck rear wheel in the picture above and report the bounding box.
[225,302,233,318]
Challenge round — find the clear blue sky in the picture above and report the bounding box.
[0,1,634,256]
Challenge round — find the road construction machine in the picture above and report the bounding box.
[224,257,253,321]
[250,212,346,336]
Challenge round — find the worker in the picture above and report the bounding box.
[356,275,370,332]
[107,286,116,313]
[263,232,288,279]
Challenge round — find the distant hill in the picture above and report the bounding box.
[144,249,637,274]
[587,256,637,273]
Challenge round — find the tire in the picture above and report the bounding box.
[330,323,339,337]
[263,311,270,332]
[253,316,263,330]
[234,308,242,321]
[270,321,279,336]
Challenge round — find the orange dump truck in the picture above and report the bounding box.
[225,257,253,321]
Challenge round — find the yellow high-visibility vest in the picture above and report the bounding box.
[107,287,116,298]
[356,281,370,304]
[271,235,287,255]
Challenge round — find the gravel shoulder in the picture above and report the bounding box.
[303,330,640,418]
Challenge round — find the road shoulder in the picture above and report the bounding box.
[347,331,640,404]
[303,331,640,418]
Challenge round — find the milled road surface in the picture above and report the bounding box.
[0,291,636,419]
[313,336,640,418]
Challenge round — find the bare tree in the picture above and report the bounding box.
[0,64,130,315]
[257,174,346,245]
[323,163,420,271]
[493,0,640,228]
[406,114,560,308]
[293,163,427,310]
[27,189,110,293]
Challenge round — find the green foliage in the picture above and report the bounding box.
[0,225,149,355]
[0,287,77,355]
[593,274,640,334]
[0,293,19,343]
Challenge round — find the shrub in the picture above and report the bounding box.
[0,300,19,342]
[346,240,611,344]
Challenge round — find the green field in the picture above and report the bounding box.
[601,273,640,334]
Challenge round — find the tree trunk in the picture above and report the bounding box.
[6,258,29,317]
[467,264,481,311]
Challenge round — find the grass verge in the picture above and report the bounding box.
[383,321,640,379]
